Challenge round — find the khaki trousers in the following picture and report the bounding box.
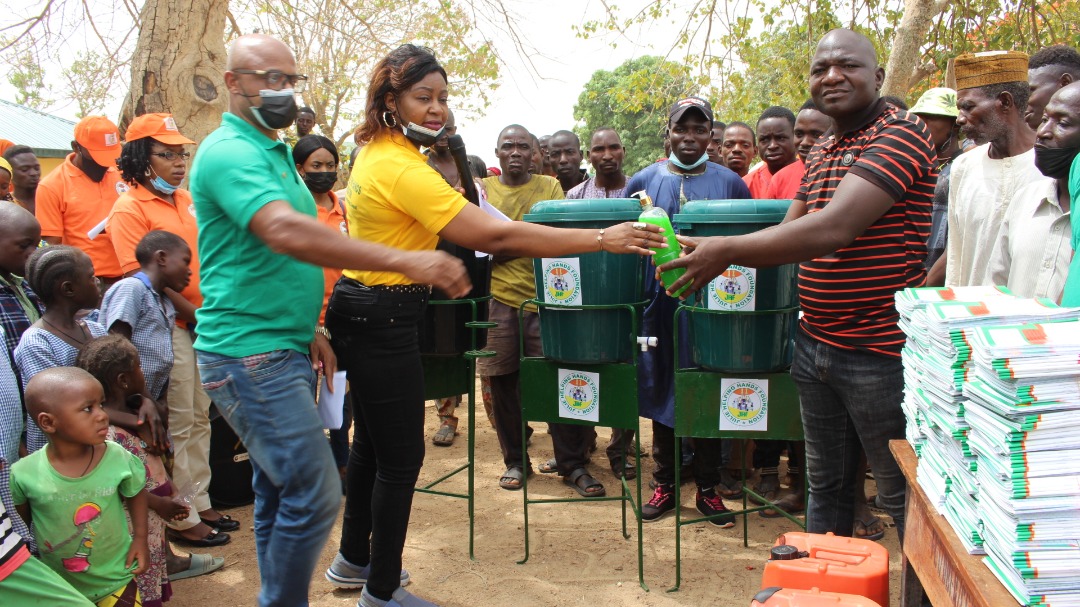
[166,325,214,529]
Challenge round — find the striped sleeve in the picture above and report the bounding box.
[848,113,936,202]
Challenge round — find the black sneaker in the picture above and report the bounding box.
[642,484,676,522]
[696,486,735,528]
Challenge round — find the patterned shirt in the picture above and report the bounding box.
[0,275,43,365]
[14,321,108,453]
[100,274,176,400]
[0,326,32,551]
[794,100,937,357]
[566,176,628,199]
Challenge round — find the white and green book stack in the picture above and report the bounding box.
[963,320,1080,607]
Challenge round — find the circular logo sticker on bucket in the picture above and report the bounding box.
[558,370,599,421]
[708,265,756,311]
[542,258,582,305]
[721,380,768,429]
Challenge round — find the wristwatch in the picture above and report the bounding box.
[315,326,331,341]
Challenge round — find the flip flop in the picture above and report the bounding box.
[432,423,456,447]
[499,466,529,491]
[538,458,558,474]
[564,467,605,498]
[853,512,886,541]
[169,553,225,581]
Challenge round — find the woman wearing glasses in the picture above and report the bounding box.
[109,113,234,577]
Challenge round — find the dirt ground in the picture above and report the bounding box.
[167,396,902,607]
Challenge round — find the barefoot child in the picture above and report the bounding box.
[15,246,167,456]
[10,367,150,606]
[78,336,222,606]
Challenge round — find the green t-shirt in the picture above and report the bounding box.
[190,113,323,357]
[10,441,146,602]
[482,175,564,310]
[1061,154,1080,306]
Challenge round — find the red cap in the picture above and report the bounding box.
[125,113,195,146]
[73,116,122,168]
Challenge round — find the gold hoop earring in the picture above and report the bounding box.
[381,111,398,128]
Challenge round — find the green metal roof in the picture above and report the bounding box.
[0,99,77,158]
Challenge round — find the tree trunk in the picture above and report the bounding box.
[881,0,945,98]
[118,0,228,143]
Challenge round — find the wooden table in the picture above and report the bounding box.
[891,440,1018,607]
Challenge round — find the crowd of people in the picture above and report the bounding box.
[0,25,1077,607]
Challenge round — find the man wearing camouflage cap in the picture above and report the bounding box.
[910,88,962,286]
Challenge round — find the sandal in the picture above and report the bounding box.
[538,458,558,474]
[610,458,636,480]
[564,467,605,498]
[499,465,529,491]
[717,469,745,499]
[761,491,805,518]
[866,493,886,513]
[748,469,781,505]
[200,514,240,532]
[853,511,886,541]
[169,553,225,581]
[432,423,456,447]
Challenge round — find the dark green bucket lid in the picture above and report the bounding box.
[524,198,644,223]
[674,199,791,225]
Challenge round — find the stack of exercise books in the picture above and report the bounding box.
[962,320,1080,606]
[895,289,1080,560]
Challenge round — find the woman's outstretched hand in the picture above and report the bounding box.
[602,221,666,255]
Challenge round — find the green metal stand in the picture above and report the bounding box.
[413,296,495,560]
[517,299,649,591]
[668,303,806,592]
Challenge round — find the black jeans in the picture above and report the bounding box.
[651,420,722,488]
[327,279,428,600]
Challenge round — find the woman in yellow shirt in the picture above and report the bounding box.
[324,45,662,607]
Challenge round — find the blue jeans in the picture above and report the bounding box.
[197,349,340,607]
[791,329,907,541]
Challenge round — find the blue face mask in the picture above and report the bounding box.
[668,151,708,171]
[149,168,179,195]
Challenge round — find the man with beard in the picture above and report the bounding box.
[1025,45,1080,131]
[567,128,628,199]
[625,97,749,525]
[657,30,938,540]
[946,51,1042,287]
[479,125,601,496]
[1041,83,1080,305]
[548,130,587,193]
[721,122,756,177]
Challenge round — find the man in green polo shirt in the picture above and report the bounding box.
[189,33,469,606]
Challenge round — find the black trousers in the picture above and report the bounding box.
[327,279,428,601]
[651,420,722,488]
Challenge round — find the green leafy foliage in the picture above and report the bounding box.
[573,56,697,175]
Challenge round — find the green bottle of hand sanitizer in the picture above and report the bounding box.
[638,200,689,298]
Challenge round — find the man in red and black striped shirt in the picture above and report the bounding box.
[660,28,937,541]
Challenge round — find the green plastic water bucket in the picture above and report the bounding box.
[524,199,645,363]
[674,199,798,372]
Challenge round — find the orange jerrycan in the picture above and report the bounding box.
[751,587,883,607]
[760,532,889,607]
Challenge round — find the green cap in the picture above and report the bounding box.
[910,87,958,118]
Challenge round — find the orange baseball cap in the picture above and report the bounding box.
[125,113,195,146]
[74,116,122,168]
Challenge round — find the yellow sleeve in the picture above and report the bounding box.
[391,163,468,235]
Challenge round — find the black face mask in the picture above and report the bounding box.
[303,171,337,194]
[250,89,298,130]
[1034,143,1080,179]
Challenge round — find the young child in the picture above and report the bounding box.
[0,498,94,606]
[10,366,149,606]
[15,246,167,456]
[77,335,218,606]
[99,230,192,403]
